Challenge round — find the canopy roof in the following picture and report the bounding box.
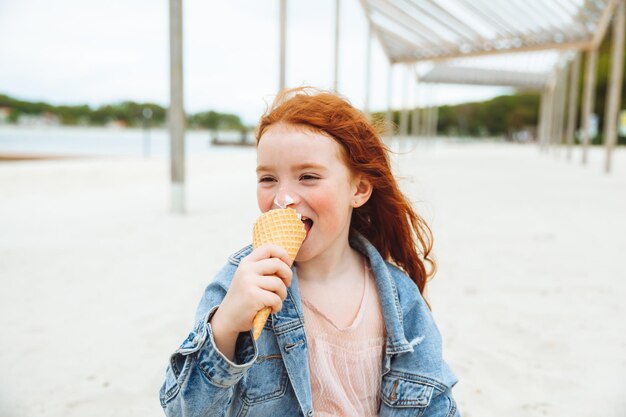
[361,0,617,63]
[417,50,565,90]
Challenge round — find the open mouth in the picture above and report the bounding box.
[300,216,313,238]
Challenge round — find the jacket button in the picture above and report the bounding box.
[307,411,313,416]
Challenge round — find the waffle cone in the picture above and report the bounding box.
[253,208,306,260]
[251,208,306,340]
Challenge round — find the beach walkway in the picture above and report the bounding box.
[0,140,624,417]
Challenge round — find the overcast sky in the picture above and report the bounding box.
[0,0,510,124]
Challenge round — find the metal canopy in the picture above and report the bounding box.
[418,51,563,90]
[361,0,617,63]
[420,65,549,89]
[356,0,625,174]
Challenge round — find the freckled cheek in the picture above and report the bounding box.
[257,187,274,212]
[308,190,346,230]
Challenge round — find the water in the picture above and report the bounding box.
[0,126,511,161]
[0,126,253,158]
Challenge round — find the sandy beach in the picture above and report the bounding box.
[0,139,624,417]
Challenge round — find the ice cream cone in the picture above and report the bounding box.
[251,208,306,340]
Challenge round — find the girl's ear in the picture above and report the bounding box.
[352,175,373,208]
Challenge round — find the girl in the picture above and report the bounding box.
[159,88,460,417]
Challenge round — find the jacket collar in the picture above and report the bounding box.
[347,232,414,355]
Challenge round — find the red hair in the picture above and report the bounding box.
[256,87,436,306]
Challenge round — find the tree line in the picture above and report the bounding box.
[0,94,246,131]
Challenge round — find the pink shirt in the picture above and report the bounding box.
[301,263,387,417]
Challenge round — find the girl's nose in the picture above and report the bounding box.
[273,188,299,209]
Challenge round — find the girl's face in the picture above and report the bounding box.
[256,123,365,263]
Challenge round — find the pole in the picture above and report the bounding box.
[553,68,567,155]
[538,88,548,148]
[279,0,287,91]
[386,63,394,139]
[364,21,372,117]
[421,84,429,137]
[333,0,340,92]
[566,53,581,161]
[400,65,409,137]
[581,48,598,165]
[169,0,185,214]
[604,1,625,173]
[412,73,420,137]
[543,85,554,152]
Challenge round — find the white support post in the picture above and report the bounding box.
[279,0,287,91]
[169,0,185,214]
[422,106,430,137]
[581,48,598,165]
[543,85,555,152]
[552,68,566,155]
[400,65,409,137]
[424,105,433,138]
[364,21,372,117]
[421,84,430,137]
[566,53,581,161]
[333,0,340,92]
[604,1,625,173]
[551,75,559,151]
[386,63,394,139]
[412,76,420,137]
[538,88,548,148]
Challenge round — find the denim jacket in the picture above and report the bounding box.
[160,233,460,417]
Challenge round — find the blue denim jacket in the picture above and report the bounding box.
[160,233,460,417]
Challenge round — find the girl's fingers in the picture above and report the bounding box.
[248,244,292,268]
[258,290,283,314]
[254,258,292,286]
[256,275,288,301]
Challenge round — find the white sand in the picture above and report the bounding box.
[0,140,624,417]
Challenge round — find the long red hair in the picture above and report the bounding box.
[256,87,436,305]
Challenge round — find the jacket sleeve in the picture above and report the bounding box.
[159,266,258,417]
[424,387,461,417]
[389,263,462,417]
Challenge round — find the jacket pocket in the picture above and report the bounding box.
[240,353,289,404]
[380,371,435,416]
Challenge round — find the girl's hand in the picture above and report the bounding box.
[210,244,293,338]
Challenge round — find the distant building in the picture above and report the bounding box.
[17,112,61,127]
[106,119,127,129]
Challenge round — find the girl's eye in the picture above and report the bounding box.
[300,174,319,181]
[258,176,276,183]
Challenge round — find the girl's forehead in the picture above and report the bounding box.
[257,124,343,161]
[260,123,330,143]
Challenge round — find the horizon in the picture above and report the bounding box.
[0,87,526,123]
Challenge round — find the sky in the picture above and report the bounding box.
[0,0,511,125]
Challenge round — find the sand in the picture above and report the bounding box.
[0,139,624,417]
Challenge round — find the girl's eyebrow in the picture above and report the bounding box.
[256,163,327,173]
[292,163,327,171]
